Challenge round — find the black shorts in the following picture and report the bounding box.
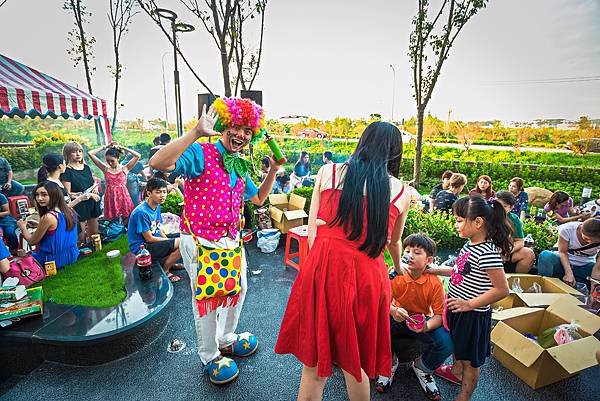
[503,255,517,273]
[446,308,492,368]
[145,239,176,266]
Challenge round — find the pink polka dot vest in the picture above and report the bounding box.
[179,142,245,241]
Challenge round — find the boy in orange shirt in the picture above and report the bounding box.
[376,233,453,400]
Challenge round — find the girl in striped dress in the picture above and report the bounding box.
[444,195,511,401]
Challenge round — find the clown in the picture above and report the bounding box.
[151,97,282,384]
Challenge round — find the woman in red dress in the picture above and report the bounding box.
[275,122,410,401]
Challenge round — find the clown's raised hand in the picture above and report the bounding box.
[195,104,219,138]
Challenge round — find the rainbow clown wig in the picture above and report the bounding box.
[213,97,266,144]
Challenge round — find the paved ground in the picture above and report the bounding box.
[1,241,598,401]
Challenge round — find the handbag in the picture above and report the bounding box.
[184,214,242,317]
[4,254,46,288]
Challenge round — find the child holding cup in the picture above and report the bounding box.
[376,233,453,400]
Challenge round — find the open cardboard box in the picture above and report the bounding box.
[268,193,308,234]
[491,298,600,389]
[493,274,583,310]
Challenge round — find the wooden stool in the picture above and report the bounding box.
[284,225,309,271]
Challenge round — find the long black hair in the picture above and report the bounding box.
[330,121,402,258]
[33,181,77,231]
[37,153,64,183]
[452,194,513,258]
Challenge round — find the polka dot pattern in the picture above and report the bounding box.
[194,245,243,301]
[179,143,245,241]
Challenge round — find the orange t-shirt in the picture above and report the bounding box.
[390,271,445,317]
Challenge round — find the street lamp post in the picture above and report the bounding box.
[156,8,195,137]
[161,51,169,133]
[389,64,396,122]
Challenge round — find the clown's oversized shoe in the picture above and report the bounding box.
[206,356,239,385]
[219,332,259,357]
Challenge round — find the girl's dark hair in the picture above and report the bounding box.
[581,219,600,239]
[441,170,453,180]
[452,194,514,258]
[548,191,570,210]
[330,121,402,258]
[261,157,270,168]
[152,171,168,181]
[34,181,77,231]
[403,233,437,257]
[295,151,311,170]
[495,190,516,207]
[105,147,123,159]
[37,153,64,183]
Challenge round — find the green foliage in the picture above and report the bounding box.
[403,209,465,250]
[41,236,127,307]
[0,147,41,171]
[162,191,183,216]
[522,219,558,254]
[291,186,314,213]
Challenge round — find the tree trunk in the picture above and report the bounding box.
[413,107,425,189]
[111,48,119,133]
[221,47,232,97]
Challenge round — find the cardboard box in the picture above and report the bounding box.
[493,274,583,310]
[268,193,308,233]
[491,298,600,389]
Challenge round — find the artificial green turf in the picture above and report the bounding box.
[41,236,129,308]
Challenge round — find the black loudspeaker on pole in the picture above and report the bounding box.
[240,90,263,106]
[197,93,218,118]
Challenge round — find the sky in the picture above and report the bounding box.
[1,0,599,123]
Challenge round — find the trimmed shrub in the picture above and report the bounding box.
[162,191,183,216]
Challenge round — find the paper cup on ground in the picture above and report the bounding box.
[106,250,121,260]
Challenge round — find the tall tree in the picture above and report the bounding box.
[408,0,488,187]
[108,0,139,132]
[63,0,104,145]
[180,0,268,97]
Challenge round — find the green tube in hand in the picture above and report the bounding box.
[265,133,286,164]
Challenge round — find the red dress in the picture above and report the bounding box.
[275,165,404,382]
[103,170,134,220]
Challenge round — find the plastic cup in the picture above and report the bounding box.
[406,313,426,331]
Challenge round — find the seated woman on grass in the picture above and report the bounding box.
[544,190,591,224]
[16,181,79,269]
[468,175,495,200]
[290,151,311,188]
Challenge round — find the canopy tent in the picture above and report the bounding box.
[0,53,111,142]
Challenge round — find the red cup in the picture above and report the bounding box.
[407,313,426,331]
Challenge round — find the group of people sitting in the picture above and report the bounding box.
[0,134,189,281]
[262,150,334,194]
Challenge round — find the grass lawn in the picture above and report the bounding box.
[41,236,129,308]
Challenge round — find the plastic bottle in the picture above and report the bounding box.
[136,245,153,280]
[264,133,287,164]
[524,234,535,248]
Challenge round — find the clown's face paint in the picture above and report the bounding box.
[222,126,253,153]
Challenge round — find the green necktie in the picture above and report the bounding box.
[222,152,250,177]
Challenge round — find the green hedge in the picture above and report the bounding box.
[287,185,557,253]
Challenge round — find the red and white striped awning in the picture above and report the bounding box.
[0,53,108,122]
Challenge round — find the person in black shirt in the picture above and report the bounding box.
[434,173,467,213]
[428,170,453,211]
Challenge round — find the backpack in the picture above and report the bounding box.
[99,218,126,243]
